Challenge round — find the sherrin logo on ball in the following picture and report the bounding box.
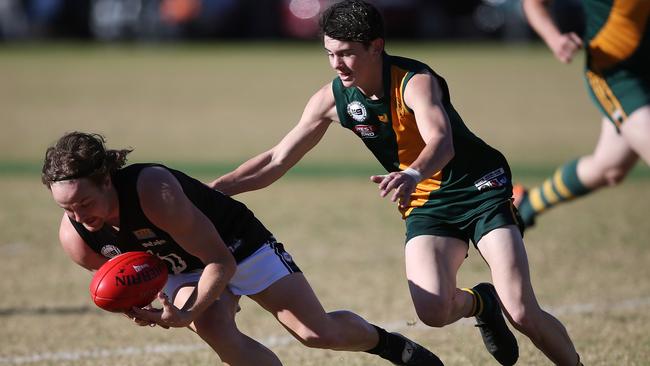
[90,251,168,312]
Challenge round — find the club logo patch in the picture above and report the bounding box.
[474,167,509,191]
[353,124,379,138]
[101,245,121,258]
[347,101,368,122]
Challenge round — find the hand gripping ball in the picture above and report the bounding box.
[89,251,168,312]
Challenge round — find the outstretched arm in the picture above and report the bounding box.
[522,0,583,63]
[371,72,455,208]
[210,84,337,196]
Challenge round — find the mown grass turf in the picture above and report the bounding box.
[1,43,648,365]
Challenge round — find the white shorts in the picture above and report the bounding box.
[162,241,300,299]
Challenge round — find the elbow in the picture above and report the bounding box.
[268,150,295,174]
[260,153,294,184]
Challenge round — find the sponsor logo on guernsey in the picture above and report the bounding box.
[133,228,156,240]
[347,101,368,122]
[353,124,379,138]
[474,167,509,191]
[101,245,121,258]
[142,239,167,248]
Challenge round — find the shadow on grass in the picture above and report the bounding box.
[0,305,100,316]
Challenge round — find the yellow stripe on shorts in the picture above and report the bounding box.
[586,70,628,128]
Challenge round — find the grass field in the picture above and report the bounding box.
[1,43,649,365]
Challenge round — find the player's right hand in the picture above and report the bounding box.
[370,172,417,209]
[549,32,582,64]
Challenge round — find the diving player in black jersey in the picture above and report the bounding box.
[41,131,442,366]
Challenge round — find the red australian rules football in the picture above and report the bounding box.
[90,251,168,312]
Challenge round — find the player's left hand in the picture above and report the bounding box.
[127,292,192,329]
[370,172,417,209]
[123,304,165,328]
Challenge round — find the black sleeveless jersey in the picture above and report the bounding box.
[69,163,272,274]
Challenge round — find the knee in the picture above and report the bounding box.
[505,306,540,339]
[588,158,630,186]
[583,156,631,187]
[602,166,628,186]
[193,308,237,345]
[414,295,454,328]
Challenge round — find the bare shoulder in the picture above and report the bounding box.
[408,71,442,94]
[59,214,106,271]
[137,165,175,183]
[404,71,443,107]
[136,165,193,225]
[136,166,182,203]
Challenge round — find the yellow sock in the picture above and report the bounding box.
[461,288,480,317]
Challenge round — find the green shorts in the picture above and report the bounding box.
[585,66,650,131]
[405,199,524,248]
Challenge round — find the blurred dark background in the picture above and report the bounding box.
[0,0,583,42]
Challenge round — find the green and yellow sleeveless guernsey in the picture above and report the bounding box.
[333,53,512,221]
[583,0,650,128]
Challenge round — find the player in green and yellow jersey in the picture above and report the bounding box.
[518,0,650,228]
[212,1,582,365]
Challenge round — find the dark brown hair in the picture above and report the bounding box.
[319,0,384,46]
[41,132,132,188]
